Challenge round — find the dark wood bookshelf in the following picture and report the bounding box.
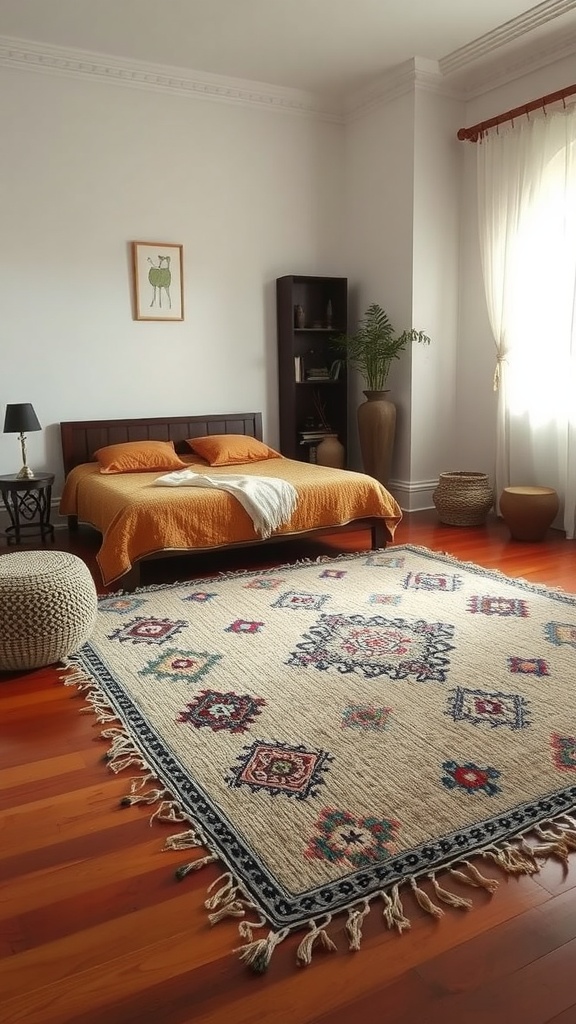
[276,274,348,462]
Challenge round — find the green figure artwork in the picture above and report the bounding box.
[147,255,172,309]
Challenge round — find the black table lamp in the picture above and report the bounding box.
[3,403,42,479]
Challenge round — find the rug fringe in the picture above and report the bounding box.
[296,915,337,966]
[346,899,371,951]
[234,927,290,973]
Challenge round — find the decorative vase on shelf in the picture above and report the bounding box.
[294,304,305,329]
[357,390,396,487]
[432,471,494,526]
[316,434,345,469]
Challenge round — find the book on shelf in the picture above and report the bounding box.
[299,429,333,443]
[294,355,303,382]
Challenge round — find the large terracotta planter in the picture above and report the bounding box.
[357,391,396,487]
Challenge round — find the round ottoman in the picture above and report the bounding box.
[0,550,98,671]
[499,486,559,542]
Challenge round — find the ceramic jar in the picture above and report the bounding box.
[316,434,345,469]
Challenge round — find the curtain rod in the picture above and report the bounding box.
[457,82,576,142]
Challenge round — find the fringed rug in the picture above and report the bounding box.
[66,545,576,971]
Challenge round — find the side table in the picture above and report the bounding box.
[0,473,55,545]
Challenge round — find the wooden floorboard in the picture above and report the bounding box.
[1,512,575,1024]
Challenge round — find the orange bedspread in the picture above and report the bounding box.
[59,457,402,585]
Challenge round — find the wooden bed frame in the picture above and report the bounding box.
[60,412,390,589]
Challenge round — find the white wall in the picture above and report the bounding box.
[343,89,416,473]
[343,82,464,509]
[1,66,346,493]
[410,87,464,503]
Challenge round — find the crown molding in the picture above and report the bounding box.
[0,35,344,122]
[344,58,462,121]
[447,25,576,98]
[440,0,576,76]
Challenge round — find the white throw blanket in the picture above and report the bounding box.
[153,469,299,539]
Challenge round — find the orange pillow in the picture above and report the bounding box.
[186,434,283,467]
[94,440,188,474]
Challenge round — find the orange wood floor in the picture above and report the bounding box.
[1,512,576,1024]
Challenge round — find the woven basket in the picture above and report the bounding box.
[432,471,494,527]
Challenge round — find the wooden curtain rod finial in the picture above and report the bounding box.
[456,81,576,143]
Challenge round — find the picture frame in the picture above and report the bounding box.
[132,241,184,321]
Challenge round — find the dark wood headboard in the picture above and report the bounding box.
[60,412,263,477]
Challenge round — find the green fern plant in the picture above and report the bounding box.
[334,303,430,391]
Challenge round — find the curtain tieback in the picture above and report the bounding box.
[493,354,507,392]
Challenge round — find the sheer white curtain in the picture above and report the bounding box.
[476,106,576,536]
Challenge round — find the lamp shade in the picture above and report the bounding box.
[3,403,41,434]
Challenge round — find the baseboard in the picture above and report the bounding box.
[388,478,437,513]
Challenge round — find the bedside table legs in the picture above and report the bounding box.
[2,485,55,544]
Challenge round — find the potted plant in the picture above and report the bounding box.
[334,303,430,392]
[334,303,430,486]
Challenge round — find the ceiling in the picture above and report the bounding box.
[2,0,576,100]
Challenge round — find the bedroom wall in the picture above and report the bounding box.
[343,79,464,509]
[0,65,346,492]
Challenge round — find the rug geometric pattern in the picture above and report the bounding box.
[68,545,576,966]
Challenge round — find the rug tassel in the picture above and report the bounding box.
[346,899,371,951]
[429,874,472,910]
[450,861,499,893]
[410,878,444,919]
[120,787,167,807]
[296,915,337,967]
[381,885,411,933]
[204,872,236,910]
[175,853,218,880]
[484,843,539,875]
[149,799,188,825]
[208,898,247,925]
[237,916,267,943]
[537,824,576,852]
[234,927,290,974]
[531,839,571,865]
[164,829,205,851]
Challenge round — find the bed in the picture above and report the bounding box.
[59,412,402,590]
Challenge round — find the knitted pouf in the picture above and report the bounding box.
[0,550,98,671]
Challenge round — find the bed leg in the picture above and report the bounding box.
[117,565,141,593]
[67,515,79,532]
[371,522,387,550]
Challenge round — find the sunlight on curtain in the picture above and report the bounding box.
[477,106,576,537]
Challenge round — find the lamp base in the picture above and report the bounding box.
[16,465,34,480]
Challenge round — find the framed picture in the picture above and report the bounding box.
[132,241,184,321]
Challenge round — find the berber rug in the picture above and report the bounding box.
[66,544,576,972]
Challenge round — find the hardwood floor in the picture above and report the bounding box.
[1,512,576,1024]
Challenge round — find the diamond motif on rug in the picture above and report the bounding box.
[67,544,576,973]
[447,686,529,730]
[228,740,331,798]
[341,703,392,731]
[467,594,529,616]
[108,616,188,644]
[287,613,454,681]
[178,690,266,733]
[305,808,400,867]
[140,648,221,683]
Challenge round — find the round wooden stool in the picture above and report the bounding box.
[499,486,559,542]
